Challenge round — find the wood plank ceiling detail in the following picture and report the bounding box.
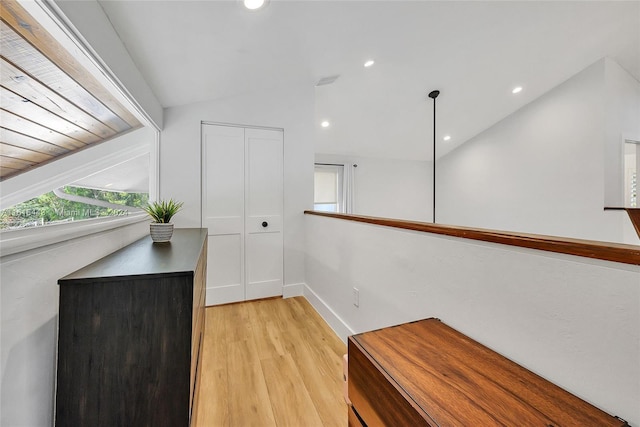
[0,0,141,180]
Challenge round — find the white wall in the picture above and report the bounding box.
[304,214,640,425]
[315,153,433,222]
[0,222,148,426]
[161,84,315,290]
[605,58,640,207]
[438,59,640,245]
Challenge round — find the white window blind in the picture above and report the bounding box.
[314,164,345,213]
[314,170,338,204]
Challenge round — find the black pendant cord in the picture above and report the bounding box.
[428,90,440,224]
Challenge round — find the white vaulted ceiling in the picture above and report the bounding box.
[97,0,640,160]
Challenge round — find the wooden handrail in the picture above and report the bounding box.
[626,209,640,239]
[304,211,640,266]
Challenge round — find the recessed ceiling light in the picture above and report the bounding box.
[243,0,266,10]
[364,60,375,68]
[443,135,451,141]
[512,86,523,94]
[321,121,330,128]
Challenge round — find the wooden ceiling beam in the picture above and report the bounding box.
[1,86,102,144]
[0,166,21,178]
[1,57,118,139]
[0,23,132,133]
[0,155,36,170]
[0,142,55,163]
[0,0,144,182]
[0,0,140,128]
[0,127,69,157]
[1,109,86,150]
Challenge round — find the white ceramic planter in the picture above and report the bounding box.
[150,223,174,243]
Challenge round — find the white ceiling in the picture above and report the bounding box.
[98,0,640,161]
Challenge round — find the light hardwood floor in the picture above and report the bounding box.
[194,297,348,426]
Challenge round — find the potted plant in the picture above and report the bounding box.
[143,199,184,243]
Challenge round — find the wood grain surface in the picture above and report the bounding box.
[0,0,141,179]
[194,297,348,427]
[0,1,139,128]
[60,229,207,282]
[56,275,193,427]
[305,210,640,265]
[56,229,207,427]
[349,318,629,427]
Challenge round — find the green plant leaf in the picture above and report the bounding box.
[143,199,184,223]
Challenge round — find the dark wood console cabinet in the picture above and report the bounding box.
[348,318,628,427]
[55,228,207,427]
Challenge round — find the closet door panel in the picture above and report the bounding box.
[246,130,283,217]
[245,233,284,300]
[245,128,283,301]
[202,124,245,305]
[206,234,244,305]
[202,125,244,229]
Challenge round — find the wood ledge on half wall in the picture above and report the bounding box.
[304,210,640,266]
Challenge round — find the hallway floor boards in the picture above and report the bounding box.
[194,296,348,426]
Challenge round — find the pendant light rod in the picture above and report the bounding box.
[428,90,440,224]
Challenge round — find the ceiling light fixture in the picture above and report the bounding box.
[443,135,451,141]
[512,86,523,94]
[243,0,266,10]
[364,60,375,68]
[321,121,330,128]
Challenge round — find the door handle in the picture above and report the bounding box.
[262,221,268,228]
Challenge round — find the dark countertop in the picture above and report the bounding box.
[59,228,207,284]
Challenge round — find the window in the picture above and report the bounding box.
[624,140,639,208]
[1,154,149,230]
[0,187,148,230]
[314,164,344,213]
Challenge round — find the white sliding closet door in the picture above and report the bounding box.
[202,123,283,305]
[245,128,284,300]
[202,125,245,305]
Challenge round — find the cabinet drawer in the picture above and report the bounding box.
[348,338,433,427]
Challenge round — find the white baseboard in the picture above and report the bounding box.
[205,284,243,306]
[282,282,305,298]
[303,284,354,343]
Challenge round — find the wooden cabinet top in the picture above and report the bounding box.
[350,318,628,427]
[59,228,207,284]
